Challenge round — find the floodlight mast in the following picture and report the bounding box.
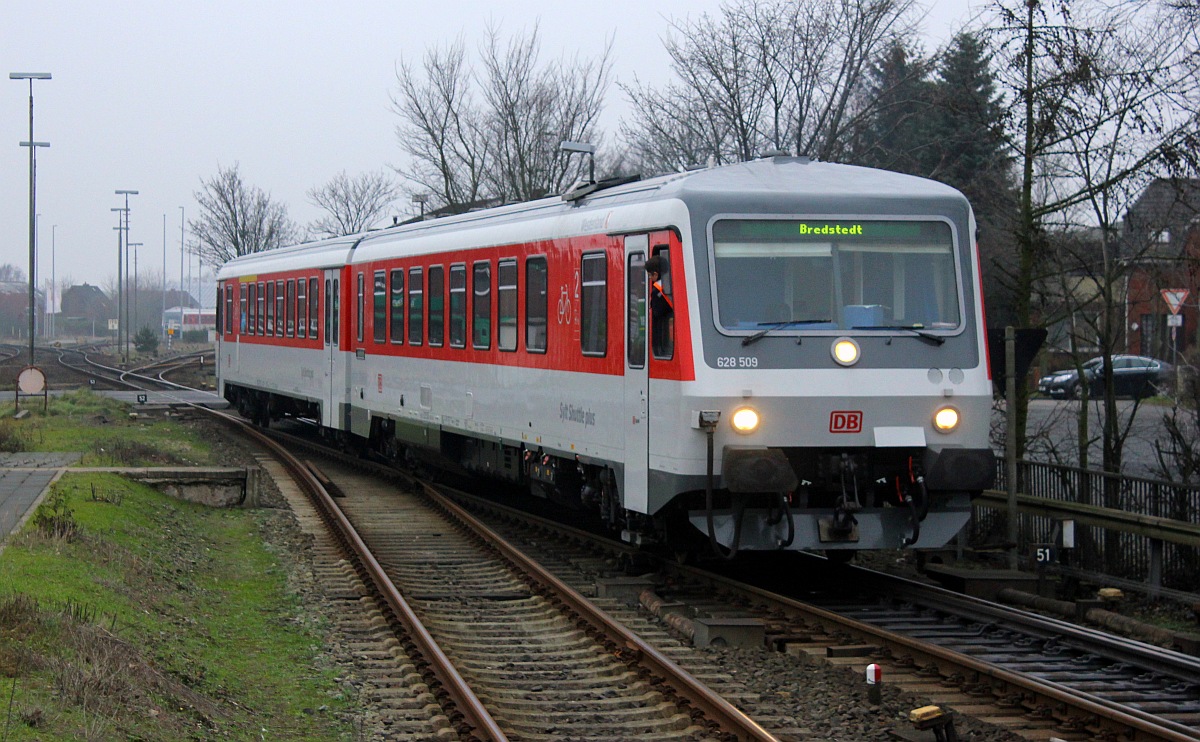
[10,72,51,366]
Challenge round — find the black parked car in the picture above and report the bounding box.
[1038,355,1173,399]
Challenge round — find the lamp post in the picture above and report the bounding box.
[50,224,56,338]
[10,71,51,365]
[129,242,142,340]
[115,190,137,362]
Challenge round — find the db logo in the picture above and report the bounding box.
[830,411,863,433]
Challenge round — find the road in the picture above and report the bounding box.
[1014,397,1190,478]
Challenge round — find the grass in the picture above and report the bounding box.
[0,472,361,740]
[1,389,214,466]
[0,388,366,738]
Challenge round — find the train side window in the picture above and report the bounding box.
[266,281,275,336]
[275,280,285,337]
[650,245,674,360]
[449,264,467,348]
[332,278,340,347]
[389,269,404,344]
[297,278,307,339]
[239,284,248,334]
[324,279,331,344]
[308,278,319,339]
[408,267,424,346]
[286,279,295,337]
[526,256,547,354]
[356,272,365,343]
[373,270,387,344]
[472,261,491,350]
[248,282,257,335]
[627,252,646,369]
[428,265,445,347]
[498,259,517,351]
[223,285,232,334]
[580,252,607,356]
[257,282,265,334]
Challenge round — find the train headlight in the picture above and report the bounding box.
[731,407,760,434]
[933,406,960,433]
[831,337,860,366]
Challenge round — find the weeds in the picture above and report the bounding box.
[87,483,123,506]
[0,423,29,454]
[30,491,79,541]
[91,438,187,467]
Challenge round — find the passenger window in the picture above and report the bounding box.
[356,272,365,343]
[275,280,284,337]
[408,267,424,346]
[581,252,607,356]
[239,284,248,334]
[266,281,275,336]
[526,257,547,353]
[498,259,517,351]
[248,282,257,335]
[296,278,307,339]
[308,278,319,339]
[649,246,674,360]
[473,261,491,349]
[286,279,295,337]
[428,266,445,346]
[373,270,387,343]
[390,269,405,344]
[627,252,646,369]
[449,264,467,348]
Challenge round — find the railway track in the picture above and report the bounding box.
[248,424,1198,740]
[59,374,1196,741]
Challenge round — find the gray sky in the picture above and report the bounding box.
[3,0,973,301]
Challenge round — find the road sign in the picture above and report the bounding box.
[1161,288,1189,315]
[1168,314,1183,326]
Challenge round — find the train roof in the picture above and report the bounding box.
[218,158,970,277]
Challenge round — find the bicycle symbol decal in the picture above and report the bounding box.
[557,284,573,325]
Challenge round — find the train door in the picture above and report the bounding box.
[623,236,650,513]
[322,268,343,429]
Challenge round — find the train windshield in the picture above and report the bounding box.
[712,219,960,333]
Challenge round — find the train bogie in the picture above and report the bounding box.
[217,156,995,558]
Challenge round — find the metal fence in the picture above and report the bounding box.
[973,459,1200,591]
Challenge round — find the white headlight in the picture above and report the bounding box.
[731,407,760,433]
[831,337,860,366]
[933,406,960,433]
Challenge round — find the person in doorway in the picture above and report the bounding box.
[645,255,674,357]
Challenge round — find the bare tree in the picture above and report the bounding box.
[391,37,493,213]
[391,25,612,213]
[307,170,401,237]
[189,163,299,267]
[621,0,918,174]
[0,264,25,282]
[981,0,1199,459]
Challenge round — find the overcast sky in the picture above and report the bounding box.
[3,0,974,303]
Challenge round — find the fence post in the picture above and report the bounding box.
[1148,538,1163,597]
[1006,326,1018,569]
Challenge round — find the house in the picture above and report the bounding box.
[1120,178,1200,360]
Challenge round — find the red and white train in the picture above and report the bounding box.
[216,156,995,557]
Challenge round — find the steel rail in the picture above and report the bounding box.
[205,410,509,742]
[676,561,1200,742]
[421,483,780,742]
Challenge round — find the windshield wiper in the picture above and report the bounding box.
[851,324,946,345]
[742,319,831,347]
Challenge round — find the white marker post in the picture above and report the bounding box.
[866,663,882,704]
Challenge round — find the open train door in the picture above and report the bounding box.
[322,268,344,429]
[622,236,650,514]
